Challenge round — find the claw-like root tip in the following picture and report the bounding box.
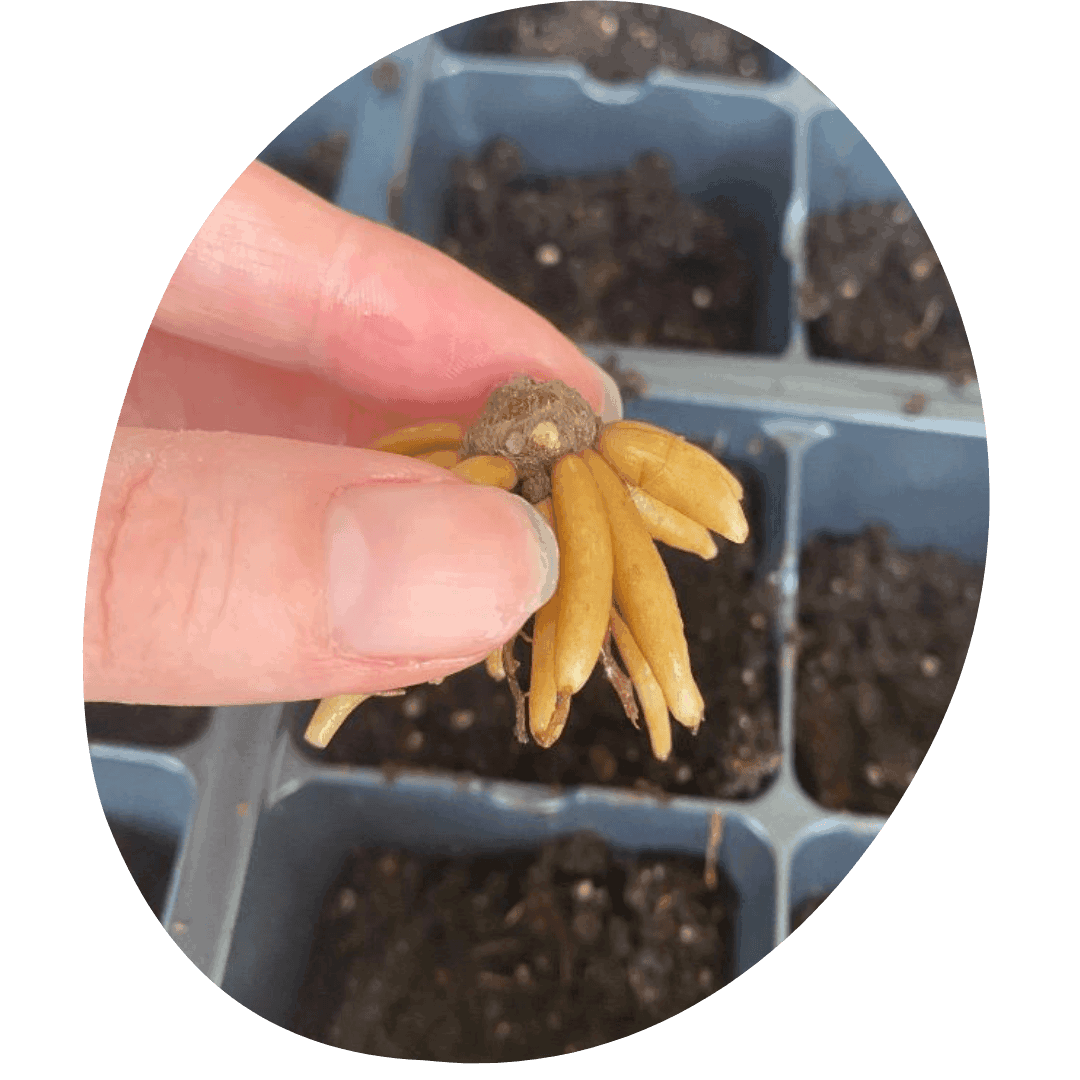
[600,422,748,543]
[534,693,571,748]
[484,647,507,681]
[304,693,370,748]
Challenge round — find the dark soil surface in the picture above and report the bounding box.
[440,139,756,352]
[801,201,976,384]
[453,4,772,83]
[109,822,178,919]
[299,460,779,800]
[795,525,983,815]
[789,892,830,933]
[264,131,350,203]
[292,832,735,1061]
[85,703,211,748]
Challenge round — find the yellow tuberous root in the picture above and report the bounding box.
[452,455,518,489]
[371,420,463,457]
[528,588,570,746]
[533,497,554,525]
[524,495,572,746]
[551,454,614,697]
[612,419,686,441]
[303,694,369,749]
[582,448,704,730]
[609,609,672,761]
[600,422,748,541]
[415,449,460,468]
[627,485,718,560]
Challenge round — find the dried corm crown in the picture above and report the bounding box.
[305,376,749,761]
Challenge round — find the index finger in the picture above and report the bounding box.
[153,162,621,424]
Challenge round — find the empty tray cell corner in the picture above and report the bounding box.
[790,820,881,933]
[789,823,880,932]
[797,419,988,562]
[90,745,198,920]
[807,110,904,218]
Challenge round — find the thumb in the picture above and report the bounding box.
[84,427,558,705]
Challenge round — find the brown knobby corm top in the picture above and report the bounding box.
[460,376,602,502]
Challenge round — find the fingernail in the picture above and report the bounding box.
[516,495,560,609]
[326,483,558,660]
[595,364,624,423]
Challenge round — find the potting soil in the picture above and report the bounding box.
[457,3,770,83]
[292,831,735,1061]
[440,139,756,352]
[801,201,975,383]
[85,703,211,748]
[795,525,983,814]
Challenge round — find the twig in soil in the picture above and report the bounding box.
[704,810,724,891]
[598,628,641,730]
[533,890,576,987]
[503,635,529,744]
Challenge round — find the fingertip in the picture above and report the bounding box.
[594,363,625,423]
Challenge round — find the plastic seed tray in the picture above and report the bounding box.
[90,20,988,1032]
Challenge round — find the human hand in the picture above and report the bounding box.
[84,162,622,706]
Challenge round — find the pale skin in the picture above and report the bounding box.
[85,162,621,708]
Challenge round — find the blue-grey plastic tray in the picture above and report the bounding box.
[90,20,988,1031]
